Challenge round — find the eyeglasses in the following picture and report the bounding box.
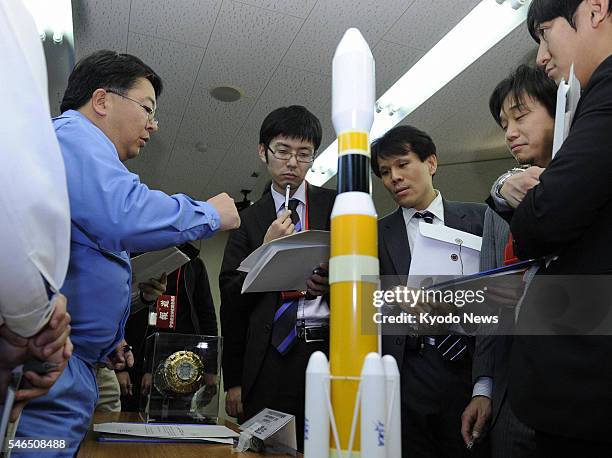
[106,89,157,124]
[266,144,315,163]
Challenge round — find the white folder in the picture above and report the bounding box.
[408,222,482,282]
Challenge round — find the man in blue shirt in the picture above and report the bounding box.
[15,50,240,455]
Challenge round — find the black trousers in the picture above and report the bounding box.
[401,344,490,458]
[242,339,328,452]
[535,431,612,458]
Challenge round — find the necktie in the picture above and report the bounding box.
[271,199,301,355]
[414,210,435,224]
[414,210,468,361]
[503,233,519,266]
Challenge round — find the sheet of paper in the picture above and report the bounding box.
[238,230,329,272]
[93,422,239,439]
[408,222,482,283]
[552,64,581,158]
[130,247,190,295]
[97,433,234,444]
[238,230,330,293]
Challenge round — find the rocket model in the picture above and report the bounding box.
[304,28,401,457]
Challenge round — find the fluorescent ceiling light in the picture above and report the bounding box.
[308,0,531,186]
[21,0,73,45]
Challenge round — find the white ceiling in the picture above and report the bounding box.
[70,0,537,212]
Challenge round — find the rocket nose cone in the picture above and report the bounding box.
[382,355,400,377]
[361,352,384,375]
[333,27,373,59]
[306,350,330,373]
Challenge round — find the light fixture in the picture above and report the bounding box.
[21,0,73,46]
[307,0,531,186]
[209,85,243,102]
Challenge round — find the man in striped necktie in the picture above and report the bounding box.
[372,125,487,457]
[220,106,337,452]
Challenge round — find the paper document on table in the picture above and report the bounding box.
[130,247,190,298]
[238,230,329,293]
[552,63,581,158]
[408,222,481,286]
[93,422,238,440]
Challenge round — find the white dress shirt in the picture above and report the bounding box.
[400,191,492,398]
[270,181,329,324]
[0,0,70,337]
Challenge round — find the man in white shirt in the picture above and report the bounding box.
[0,0,73,440]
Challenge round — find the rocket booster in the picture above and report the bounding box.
[329,27,379,456]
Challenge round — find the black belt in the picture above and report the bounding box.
[296,324,329,342]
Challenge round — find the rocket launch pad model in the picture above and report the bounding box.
[304,28,401,458]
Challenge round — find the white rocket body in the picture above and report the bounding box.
[382,355,402,458]
[304,351,330,458]
[360,353,387,458]
[332,28,375,134]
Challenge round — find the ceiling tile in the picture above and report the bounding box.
[282,0,414,74]
[372,40,424,97]
[384,0,481,51]
[201,1,303,97]
[72,0,130,58]
[129,0,222,47]
[161,141,224,199]
[234,0,317,18]
[127,32,205,117]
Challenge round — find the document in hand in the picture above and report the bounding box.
[130,247,190,298]
[552,63,581,158]
[408,222,482,282]
[238,230,329,293]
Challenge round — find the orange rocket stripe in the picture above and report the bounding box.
[330,214,377,257]
[338,131,369,152]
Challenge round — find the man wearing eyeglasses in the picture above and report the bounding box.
[14,50,240,456]
[220,105,336,452]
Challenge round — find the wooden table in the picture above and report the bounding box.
[78,412,299,457]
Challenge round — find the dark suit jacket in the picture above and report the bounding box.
[508,55,612,441]
[219,184,336,400]
[378,199,487,370]
[473,208,512,427]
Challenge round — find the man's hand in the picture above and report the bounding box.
[11,338,72,422]
[139,273,167,303]
[500,166,544,208]
[461,395,492,448]
[306,263,329,298]
[207,193,240,231]
[225,386,244,418]
[24,294,71,360]
[141,372,152,396]
[116,371,132,396]
[263,210,294,244]
[106,339,134,371]
[0,332,29,370]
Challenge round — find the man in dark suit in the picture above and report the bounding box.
[371,125,487,458]
[462,65,557,458]
[499,1,612,456]
[219,105,336,451]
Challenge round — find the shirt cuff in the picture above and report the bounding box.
[472,376,493,398]
[200,201,222,232]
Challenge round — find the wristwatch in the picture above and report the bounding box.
[494,166,529,200]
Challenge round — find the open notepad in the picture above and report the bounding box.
[238,230,329,293]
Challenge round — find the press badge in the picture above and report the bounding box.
[155,294,177,329]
